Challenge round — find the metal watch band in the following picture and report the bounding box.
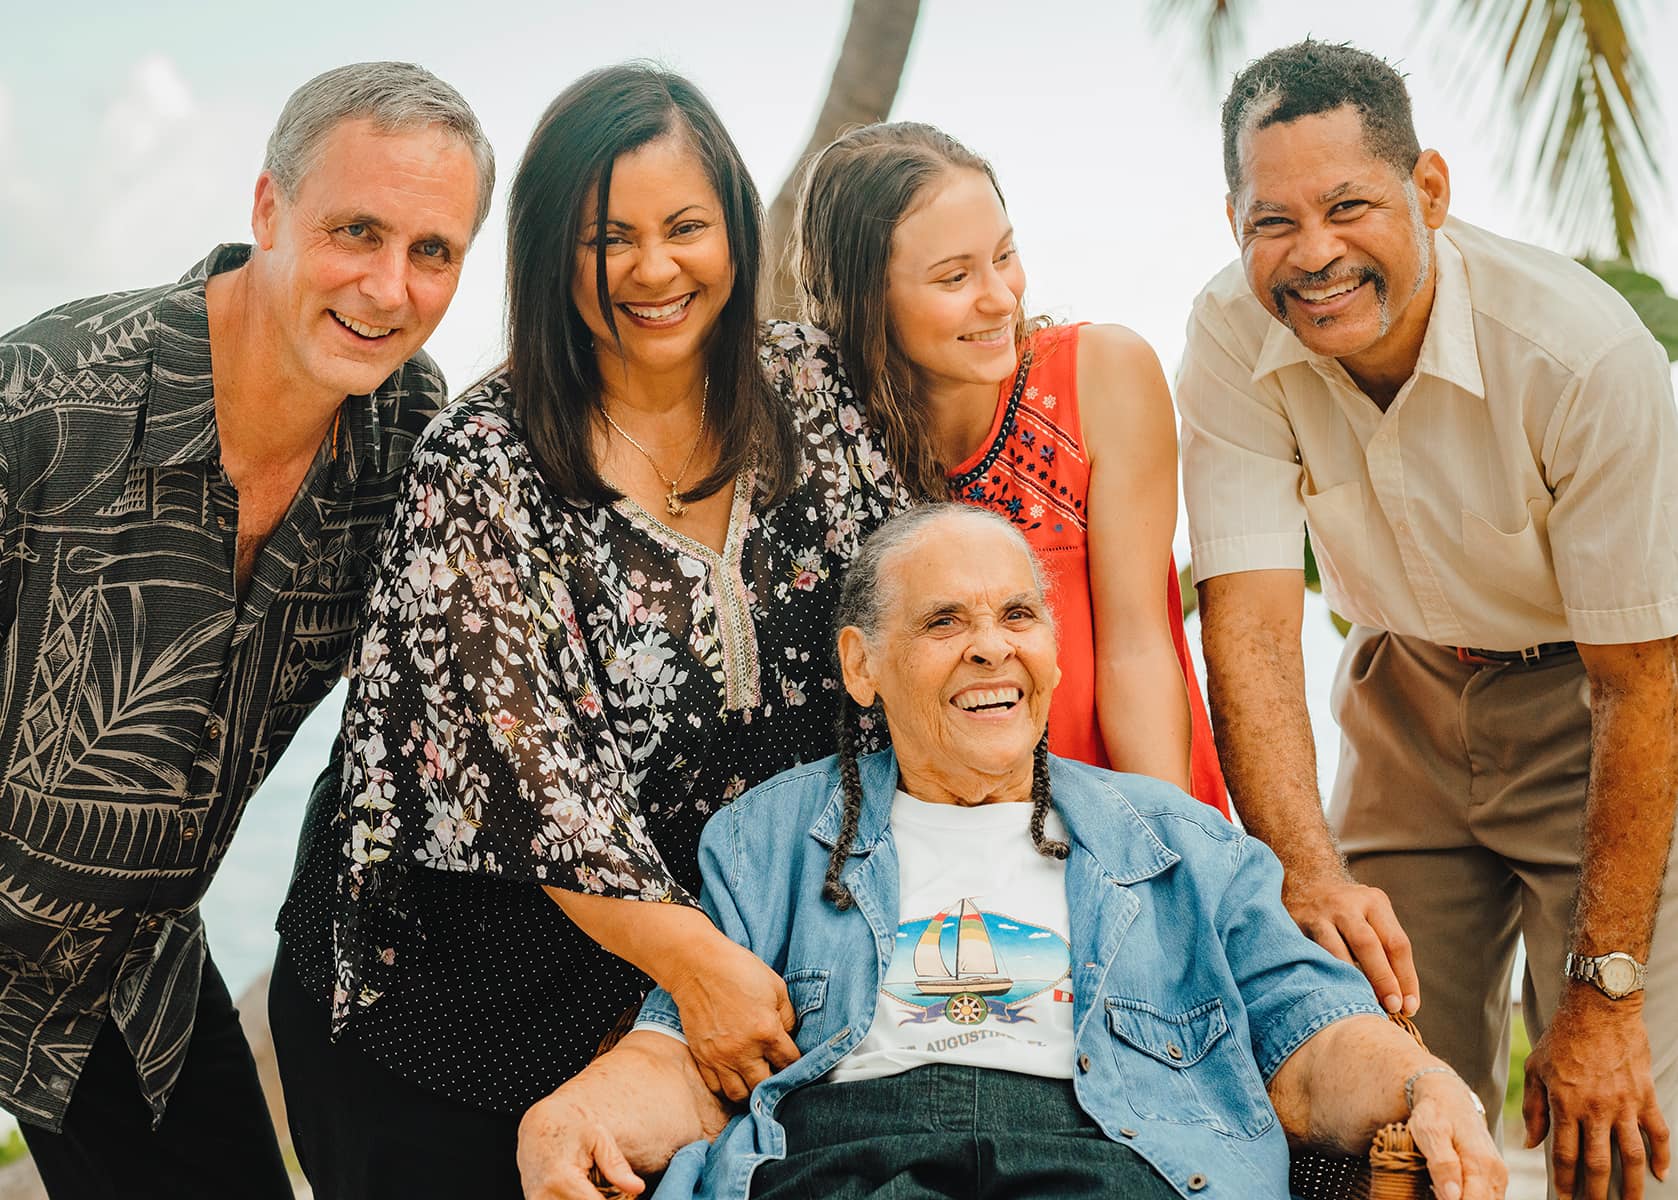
[1564,951,1647,999]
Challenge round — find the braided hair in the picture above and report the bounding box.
[823,504,1065,910]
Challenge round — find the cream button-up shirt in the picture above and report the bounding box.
[1179,217,1678,651]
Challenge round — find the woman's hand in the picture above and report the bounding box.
[541,887,802,1100]
[1407,1072,1508,1200]
[665,934,801,1101]
[518,1091,645,1200]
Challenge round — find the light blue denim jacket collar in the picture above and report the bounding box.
[809,747,1181,881]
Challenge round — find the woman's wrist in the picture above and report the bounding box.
[647,914,738,998]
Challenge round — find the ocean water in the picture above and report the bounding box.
[199,680,348,999]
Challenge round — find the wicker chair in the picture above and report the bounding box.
[1290,1119,1433,1199]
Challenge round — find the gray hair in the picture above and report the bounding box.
[263,61,496,236]
[836,503,1051,645]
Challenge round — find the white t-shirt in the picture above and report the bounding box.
[826,790,1074,1084]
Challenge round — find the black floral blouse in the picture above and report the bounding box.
[277,323,905,1111]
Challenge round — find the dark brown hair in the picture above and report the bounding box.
[505,62,798,506]
[1221,40,1420,194]
[821,504,1067,909]
[794,122,1039,501]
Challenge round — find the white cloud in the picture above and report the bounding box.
[100,54,196,168]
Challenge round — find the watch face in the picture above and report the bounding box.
[1599,957,1639,996]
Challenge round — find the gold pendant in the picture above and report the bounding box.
[665,484,686,517]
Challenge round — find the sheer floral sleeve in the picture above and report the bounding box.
[331,390,690,1025]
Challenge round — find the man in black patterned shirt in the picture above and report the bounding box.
[0,62,492,1197]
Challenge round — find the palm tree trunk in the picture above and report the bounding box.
[763,0,923,316]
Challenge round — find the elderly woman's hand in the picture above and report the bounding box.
[666,933,801,1102]
[518,1091,644,1200]
[1406,1072,1508,1200]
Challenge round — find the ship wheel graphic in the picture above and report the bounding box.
[944,992,989,1025]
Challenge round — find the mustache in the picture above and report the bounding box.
[1270,264,1388,322]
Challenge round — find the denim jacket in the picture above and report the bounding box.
[637,750,1381,1199]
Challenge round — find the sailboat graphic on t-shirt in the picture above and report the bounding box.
[913,898,1013,995]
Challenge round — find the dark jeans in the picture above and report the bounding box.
[18,950,292,1200]
[753,1064,1180,1199]
[268,939,524,1200]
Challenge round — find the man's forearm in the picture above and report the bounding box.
[1199,576,1342,884]
[1574,638,1678,961]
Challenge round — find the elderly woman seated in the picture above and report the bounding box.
[517,504,1505,1200]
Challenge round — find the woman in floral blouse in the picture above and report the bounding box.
[270,65,905,1197]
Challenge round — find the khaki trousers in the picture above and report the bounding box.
[1329,627,1678,1199]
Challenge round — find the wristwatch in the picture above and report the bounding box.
[1564,951,1647,1000]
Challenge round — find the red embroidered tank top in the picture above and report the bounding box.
[947,324,1228,815]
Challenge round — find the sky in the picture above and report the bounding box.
[1,0,1676,1003]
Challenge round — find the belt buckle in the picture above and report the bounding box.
[1520,644,1542,664]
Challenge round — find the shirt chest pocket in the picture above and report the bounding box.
[1104,997,1275,1139]
[1460,500,1564,611]
[784,966,832,1049]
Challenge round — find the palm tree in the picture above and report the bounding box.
[762,0,923,315]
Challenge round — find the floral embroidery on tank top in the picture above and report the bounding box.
[947,340,1090,540]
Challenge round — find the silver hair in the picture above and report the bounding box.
[263,61,495,236]
[836,503,1052,646]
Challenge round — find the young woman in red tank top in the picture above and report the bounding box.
[795,123,1227,814]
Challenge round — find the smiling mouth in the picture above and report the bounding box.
[621,294,694,323]
[1272,264,1386,320]
[332,310,397,340]
[1290,279,1365,303]
[952,686,1022,712]
[958,326,1010,344]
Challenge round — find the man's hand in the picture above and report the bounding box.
[1523,989,1670,1200]
[1407,1072,1508,1200]
[667,936,800,1101]
[518,1091,645,1200]
[1283,871,1419,1016]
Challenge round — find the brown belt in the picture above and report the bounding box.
[1453,640,1576,667]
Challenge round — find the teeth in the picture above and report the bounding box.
[1293,281,1360,303]
[954,687,1022,711]
[333,311,396,338]
[959,327,1008,342]
[623,295,692,320]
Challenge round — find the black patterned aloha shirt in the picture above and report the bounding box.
[276,322,907,1113]
[0,245,444,1129]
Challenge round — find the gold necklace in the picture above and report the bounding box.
[600,381,709,517]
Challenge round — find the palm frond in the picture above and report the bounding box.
[1149,0,1244,83]
[1447,0,1662,260]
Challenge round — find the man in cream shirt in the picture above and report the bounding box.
[1178,39,1678,1200]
